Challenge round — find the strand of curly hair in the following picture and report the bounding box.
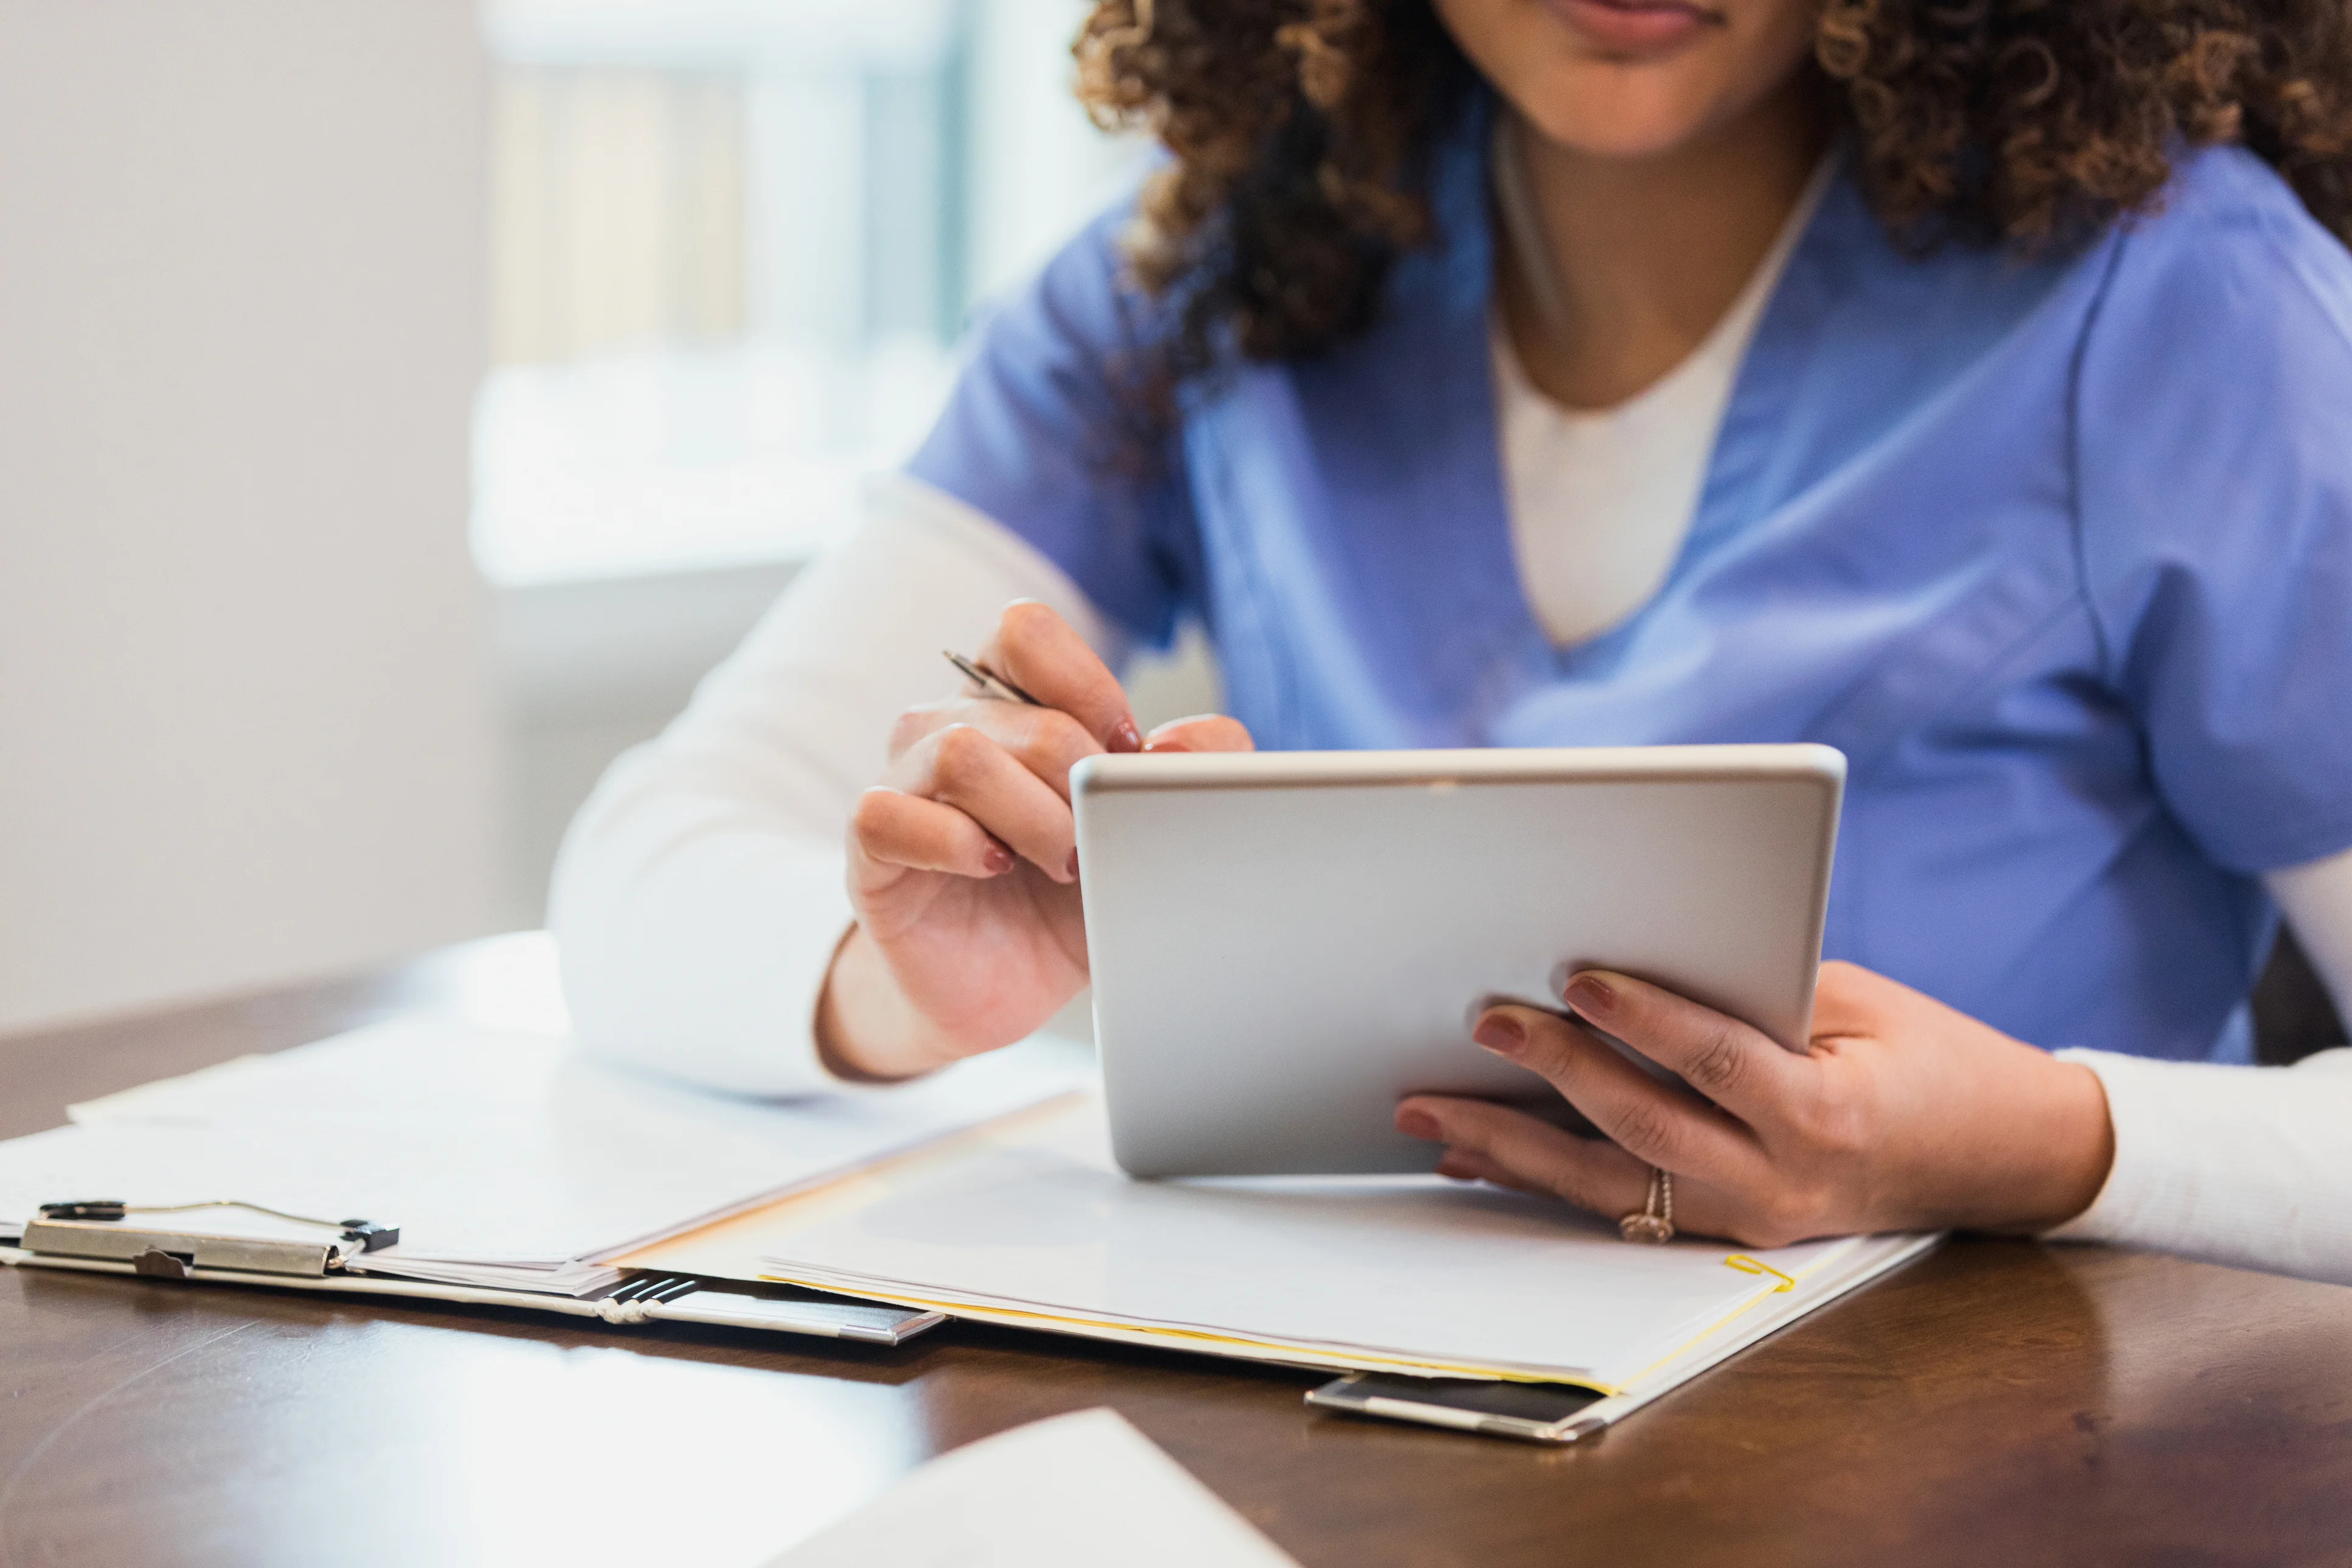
[1073,0,2352,396]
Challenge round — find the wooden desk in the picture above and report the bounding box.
[5,935,2349,1567]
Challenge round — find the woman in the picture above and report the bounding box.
[553,0,2352,1281]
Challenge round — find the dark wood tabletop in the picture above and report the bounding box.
[4,934,2350,1567]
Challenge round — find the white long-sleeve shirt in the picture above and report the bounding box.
[551,214,2352,1284]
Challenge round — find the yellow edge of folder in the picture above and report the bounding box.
[760,1250,1820,1401]
[759,1272,1623,1395]
[1615,1251,1811,1390]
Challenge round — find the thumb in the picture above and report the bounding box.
[1142,714,1255,754]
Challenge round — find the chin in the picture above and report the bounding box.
[1513,77,1724,160]
[1434,0,1821,164]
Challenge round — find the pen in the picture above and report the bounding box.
[944,649,1044,708]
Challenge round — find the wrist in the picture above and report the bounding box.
[813,924,962,1083]
[1991,1057,2116,1233]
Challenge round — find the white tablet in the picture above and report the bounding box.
[1070,744,1844,1178]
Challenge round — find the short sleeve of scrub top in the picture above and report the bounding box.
[906,206,1202,649]
[2076,156,2352,876]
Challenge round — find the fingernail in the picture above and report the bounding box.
[1396,1108,1441,1140]
[1565,975,1615,1017]
[1065,848,1080,881]
[1473,1013,1527,1057]
[1110,719,1143,754]
[982,841,1015,875]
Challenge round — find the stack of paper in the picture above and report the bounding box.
[0,1017,1094,1295]
[635,1096,1931,1399]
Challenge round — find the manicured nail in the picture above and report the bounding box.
[982,841,1015,876]
[1065,848,1080,880]
[1110,719,1143,754]
[1396,1108,1441,1140]
[1564,975,1615,1017]
[1473,1013,1527,1057]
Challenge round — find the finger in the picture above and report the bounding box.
[1805,959,1910,1041]
[1432,1147,1541,1194]
[1412,1097,1819,1246]
[980,601,1140,754]
[889,723,1077,882]
[1141,714,1256,754]
[850,788,1016,879]
[1401,1094,1653,1216]
[1472,1005,1763,1180]
[890,699,1105,799]
[1559,970,1805,1120]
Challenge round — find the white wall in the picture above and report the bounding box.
[0,1,503,1032]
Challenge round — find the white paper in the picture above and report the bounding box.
[766,1408,1298,1568]
[2,1017,1095,1294]
[758,1097,1869,1386]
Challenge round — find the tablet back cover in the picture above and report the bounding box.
[1073,746,1841,1177]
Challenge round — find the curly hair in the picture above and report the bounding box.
[1073,0,2352,393]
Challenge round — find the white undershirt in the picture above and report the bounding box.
[550,230,2352,1286]
[1493,152,1828,646]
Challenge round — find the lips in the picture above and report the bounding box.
[1544,0,1723,54]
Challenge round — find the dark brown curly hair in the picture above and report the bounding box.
[1074,0,2352,393]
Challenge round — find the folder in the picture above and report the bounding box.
[1,1016,1934,1438]
[630,1093,1936,1436]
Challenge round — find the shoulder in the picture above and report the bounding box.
[963,188,1174,377]
[2095,145,2352,341]
[2150,141,2339,243]
[2069,149,2352,722]
[2075,145,2352,472]
[911,187,1172,490]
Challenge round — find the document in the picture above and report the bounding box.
[0,1017,1094,1295]
[698,1095,1930,1391]
[766,1407,1298,1568]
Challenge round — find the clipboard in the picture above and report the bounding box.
[1,1199,943,1346]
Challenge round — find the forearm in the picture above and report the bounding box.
[813,923,971,1083]
[553,784,858,1096]
[2046,1048,2352,1285]
[2041,848,2352,1283]
[550,477,1116,1094]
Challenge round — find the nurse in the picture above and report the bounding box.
[553,1,2352,1279]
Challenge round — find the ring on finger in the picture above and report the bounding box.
[1619,1167,1675,1244]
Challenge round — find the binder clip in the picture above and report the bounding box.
[22,1199,401,1280]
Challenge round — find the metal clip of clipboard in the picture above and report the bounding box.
[8,1197,949,1348]
[20,1199,399,1280]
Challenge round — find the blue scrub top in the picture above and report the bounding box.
[908,129,2352,1065]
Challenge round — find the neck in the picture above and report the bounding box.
[1498,77,1831,411]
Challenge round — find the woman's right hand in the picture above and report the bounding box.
[816,601,1252,1080]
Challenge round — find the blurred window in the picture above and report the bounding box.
[475,0,1133,585]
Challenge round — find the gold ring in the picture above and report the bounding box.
[1619,1167,1675,1244]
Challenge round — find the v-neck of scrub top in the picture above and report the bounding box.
[1493,156,1835,649]
[1164,126,1853,751]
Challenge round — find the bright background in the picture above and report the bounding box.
[0,0,1198,1035]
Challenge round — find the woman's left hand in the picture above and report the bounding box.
[1395,962,2116,1245]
